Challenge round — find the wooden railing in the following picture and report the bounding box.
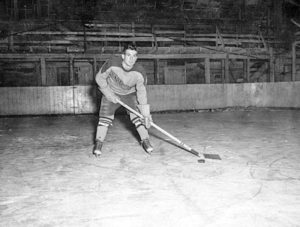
[0,23,276,53]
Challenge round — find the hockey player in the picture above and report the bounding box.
[93,43,153,157]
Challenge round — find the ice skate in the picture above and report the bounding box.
[93,140,103,157]
[141,139,153,154]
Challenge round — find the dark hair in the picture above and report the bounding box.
[123,42,137,53]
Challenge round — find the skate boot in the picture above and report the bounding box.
[141,139,153,154]
[93,140,103,157]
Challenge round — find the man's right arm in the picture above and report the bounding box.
[95,60,110,88]
[95,60,119,103]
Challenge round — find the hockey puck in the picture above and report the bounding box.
[198,159,205,163]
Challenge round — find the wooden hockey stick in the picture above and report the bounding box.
[118,100,221,162]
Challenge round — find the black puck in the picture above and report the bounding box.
[198,159,205,163]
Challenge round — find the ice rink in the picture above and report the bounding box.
[1,109,300,226]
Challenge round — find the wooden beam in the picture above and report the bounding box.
[64,36,172,42]
[292,42,298,82]
[118,24,121,52]
[69,58,74,85]
[205,58,210,84]
[221,59,225,83]
[141,53,268,60]
[8,32,14,51]
[0,53,270,60]
[245,58,250,82]
[12,31,276,46]
[85,23,152,29]
[93,57,97,78]
[154,31,185,35]
[216,26,224,48]
[224,54,230,83]
[21,31,153,37]
[247,58,251,83]
[259,31,268,50]
[154,59,159,84]
[269,48,275,82]
[40,57,47,86]
[83,26,87,52]
[132,22,135,37]
[0,40,73,45]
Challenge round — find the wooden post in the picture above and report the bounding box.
[184,61,187,84]
[118,24,121,52]
[205,57,210,84]
[104,27,107,48]
[8,31,14,52]
[69,58,74,85]
[221,59,225,83]
[132,22,135,36]
[40,57,47,86]
[292,42,297,82]
[224,54,230,83]
[93,57,97,77]
[243,59,247,82]
[183,24,186,47]
[269,48,275,82]
[70,57,76,114]
[83,25,87,53]
[243,58,251,82]
[154,59,159,84]
[151,24,157,51]
[246,58,250,82]
[131,22,136,45]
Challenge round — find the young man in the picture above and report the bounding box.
[93,43,153,157]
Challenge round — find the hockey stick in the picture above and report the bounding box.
[118,100,221,162]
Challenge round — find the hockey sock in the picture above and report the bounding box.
[96,125,108,142]
[136,126,149,141]
[96,116,113,142]
[129,113,149,140]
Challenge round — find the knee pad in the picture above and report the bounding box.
[98,116,113,127]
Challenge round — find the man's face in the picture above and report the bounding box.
[122,49,138,69]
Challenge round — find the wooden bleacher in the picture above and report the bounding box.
[0,21,277,54]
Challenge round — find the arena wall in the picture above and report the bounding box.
[0,82,300,116]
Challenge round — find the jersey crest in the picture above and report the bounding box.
[107,70,132,90]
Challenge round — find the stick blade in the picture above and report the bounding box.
[190,149,221,161]
[204,153,222,160]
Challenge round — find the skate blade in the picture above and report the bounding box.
[93,151,102,157]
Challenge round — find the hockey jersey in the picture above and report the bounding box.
[96,55,148,105]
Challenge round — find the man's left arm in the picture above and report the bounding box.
[136,73,152,128]
[136,76,147,105]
